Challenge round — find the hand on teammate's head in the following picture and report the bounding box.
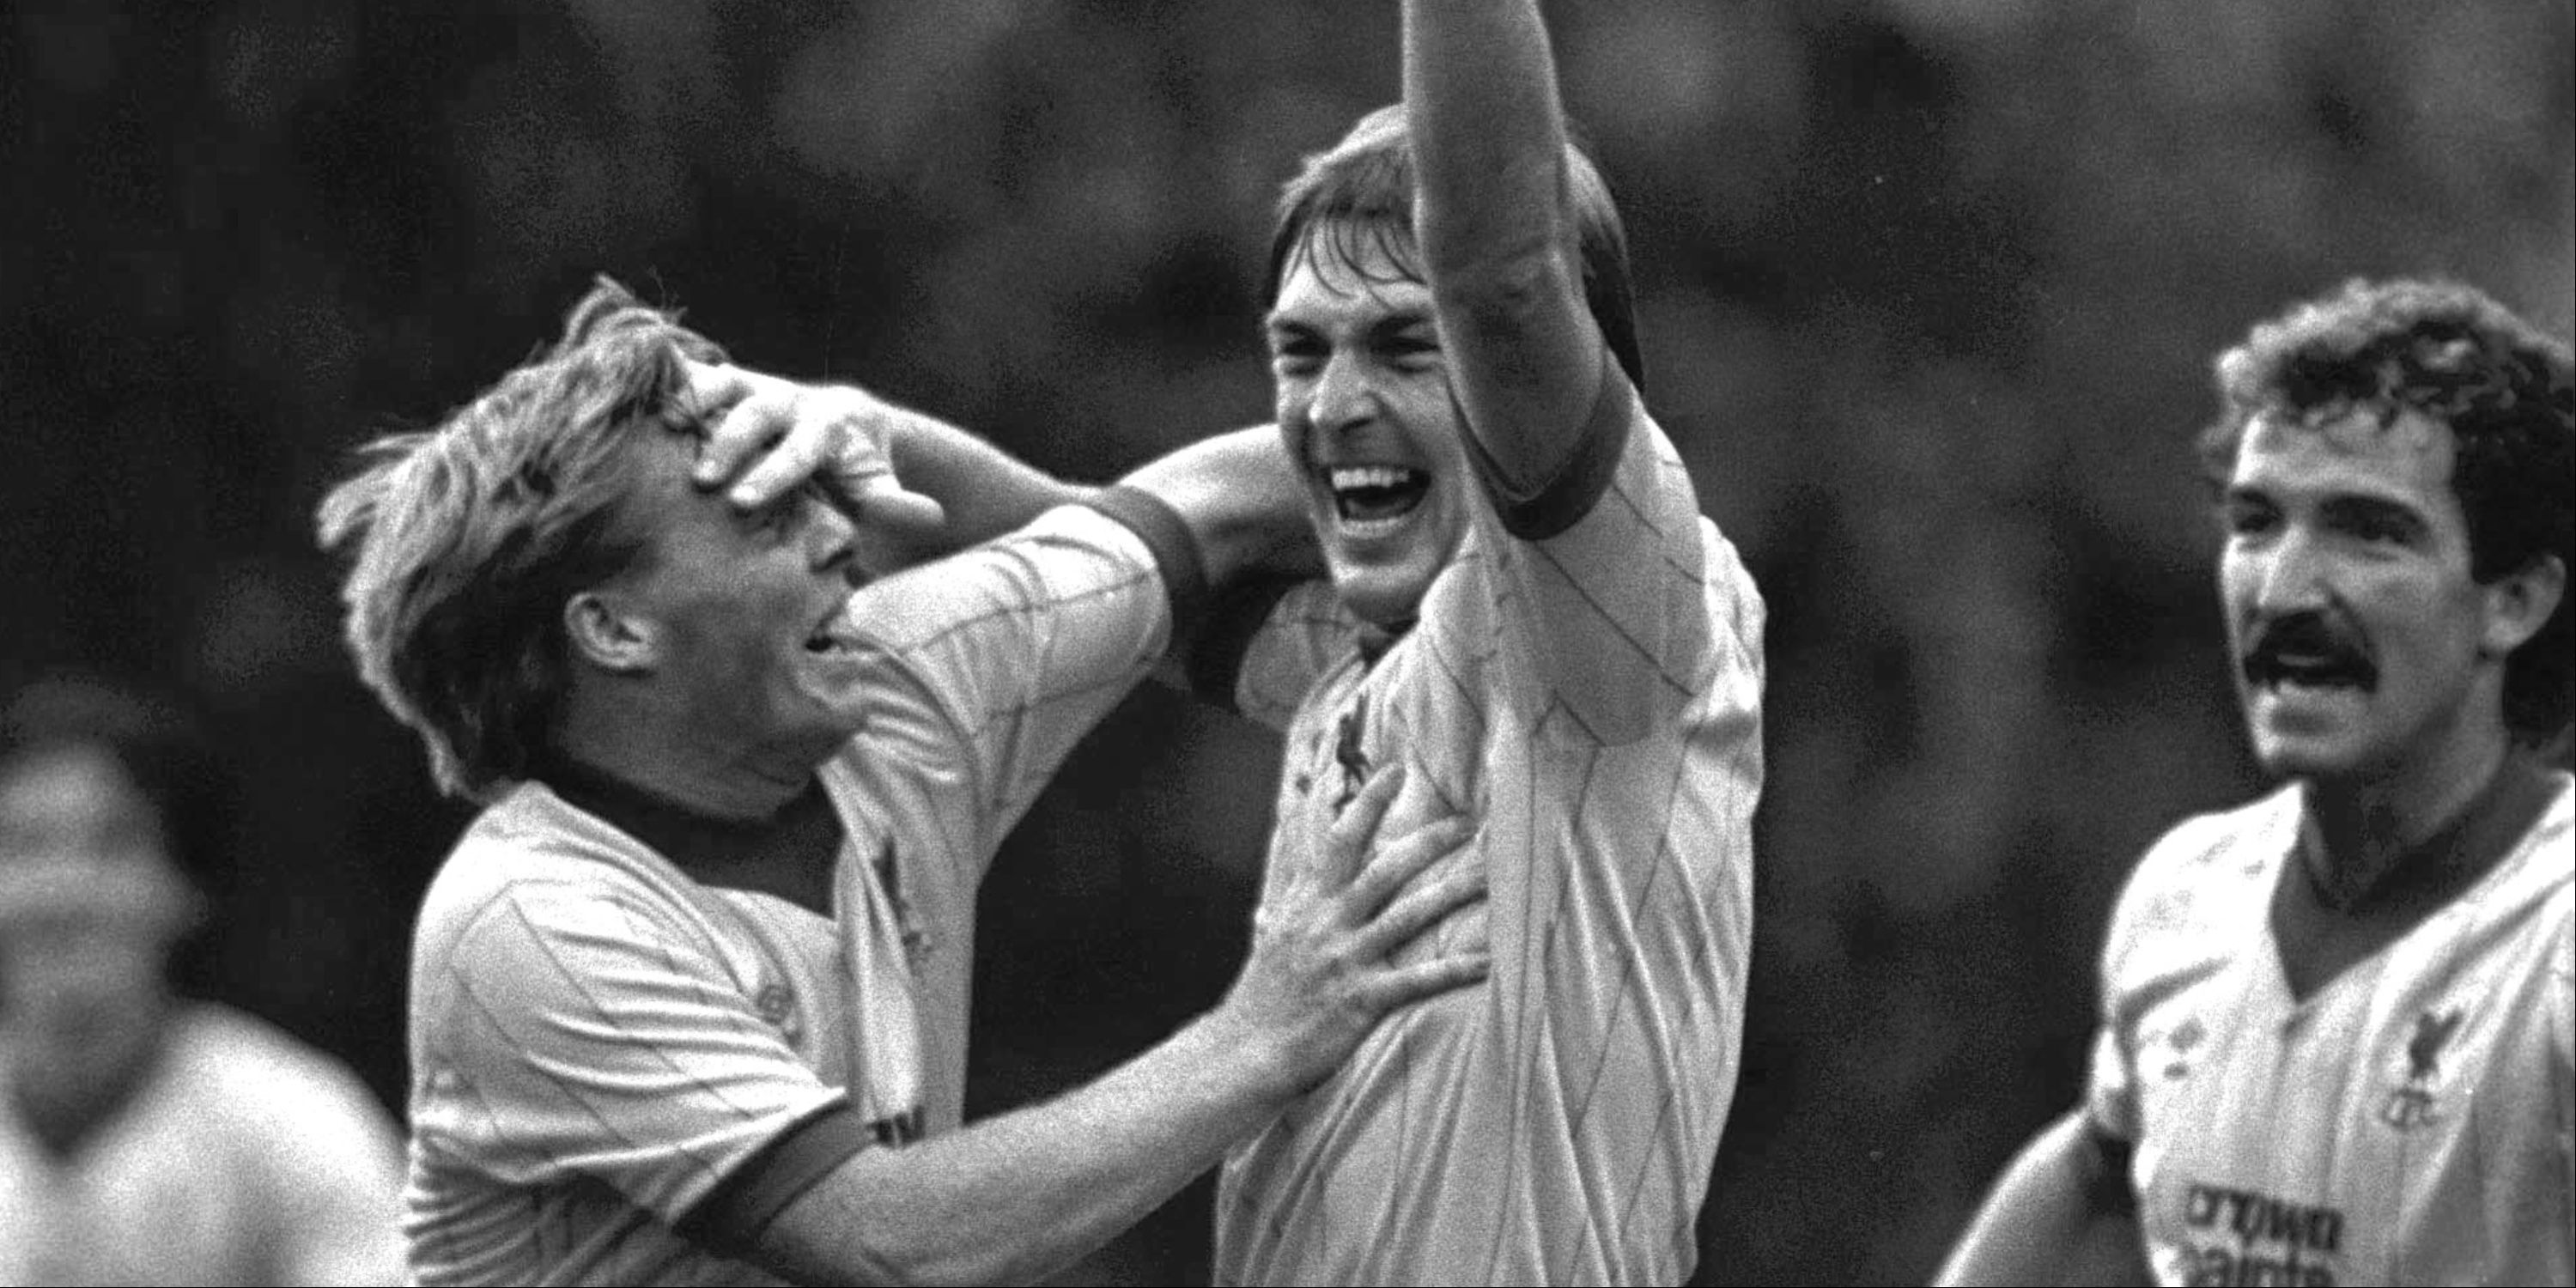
[683,359,948,539]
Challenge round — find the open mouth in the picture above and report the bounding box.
[2243,633,2376,695]
[804,604,862,657]
[1328,465,1431,525]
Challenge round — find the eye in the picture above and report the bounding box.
[1269,335,1325,377]
[2220,498,2276,538]
[746,495,802,542]
[2343,510,2415,546]
[1381,334,1440,371]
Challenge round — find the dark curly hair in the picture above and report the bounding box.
[2197,277,2575,745]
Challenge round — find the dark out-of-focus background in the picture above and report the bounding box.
[5,0,2569,1282]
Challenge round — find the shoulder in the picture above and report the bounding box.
[411,787,718,1019]
[2101,786,2296,980]
[164,1005,398,1139]
[2529,773,2573,963]
[2123,787,2296,911]
[1694,515,1765,665]
[418,786,675,940]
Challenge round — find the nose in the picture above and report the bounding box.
[803,495,863,586]
[1307,349,1380,437]
[2247,524,2334,617]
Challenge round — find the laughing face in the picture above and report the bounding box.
[607,434,876,765]
[2219,407,2518,787]
[1267,221,1473,629]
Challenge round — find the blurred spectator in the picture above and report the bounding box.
[0,672,405,1286]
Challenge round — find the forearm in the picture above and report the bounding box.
[883,406,1095,547]
[1118,424,1317,586]
[1406,0,1568,281]
[754,1013,1294,1287]
[1402,0,1599,489]
[1936,1111,2150,1286]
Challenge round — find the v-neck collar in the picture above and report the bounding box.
[2263,757,2563,1008]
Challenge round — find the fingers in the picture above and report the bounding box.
[1341,814,1473,920]
[1351,859,1485,964]
[1321,760,1407,887]
[686,361,866,512]
[842,473,949,537]
[1364,951,1492,1012]
[683,361,779,494]
[719,401,842,511]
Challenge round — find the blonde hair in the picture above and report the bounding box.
[316,277,725,799]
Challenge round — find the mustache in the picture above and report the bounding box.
[2242,612,2378,689]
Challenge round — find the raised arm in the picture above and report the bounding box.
[1935,1110,2154,1286]
[689,361,1315,589]
[1405,0,1603,491]
[1117,423,1319,587]
[688,362,1092,559]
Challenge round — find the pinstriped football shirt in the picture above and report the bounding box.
[1209,364,1767,1285]
[402,505,1182,1286]
[2087,772,2574,1285]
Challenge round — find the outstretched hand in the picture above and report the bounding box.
[1215,761,1490,1098]
[683,359,949,539]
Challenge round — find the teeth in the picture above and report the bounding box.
[1330,466,1414,492]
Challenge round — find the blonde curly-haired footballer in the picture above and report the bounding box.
[1941,278,2573,1286]
[319,277,1489,1286]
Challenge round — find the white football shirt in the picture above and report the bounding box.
[1208,363,1767,1285]
[2087,772,2574,1285]
[403,504,1183,1285]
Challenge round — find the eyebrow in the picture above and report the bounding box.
[1261,308,1437,345]
[2320,493,2429,535]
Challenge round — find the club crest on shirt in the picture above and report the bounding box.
[1332,703,1370,811]
[754,982,798,1031]
[2377,1005,2464,1130]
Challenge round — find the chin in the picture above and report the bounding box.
[1328,563,1433,629]
[2247,727,2398,787]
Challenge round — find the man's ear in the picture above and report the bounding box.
[2483,552,2567,657]
[565,590,657,674]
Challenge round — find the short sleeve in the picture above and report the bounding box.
[409,879,843,1226]
[2083,851,2166,1145]
[2081,1017,2137,1146]
[1445,360,1726,749]
[842,505,1174,851]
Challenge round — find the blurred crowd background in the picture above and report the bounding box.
[4,0,2569,1282]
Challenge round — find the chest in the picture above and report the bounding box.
[700,894,860,1079]
[1270,651,1495,856]
[2127,915,2561,1281]
[0,1097,276,1284]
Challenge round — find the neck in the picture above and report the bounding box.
[553,687,819,822]
[2297,731,2536,914]
[4,995,177,1160]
